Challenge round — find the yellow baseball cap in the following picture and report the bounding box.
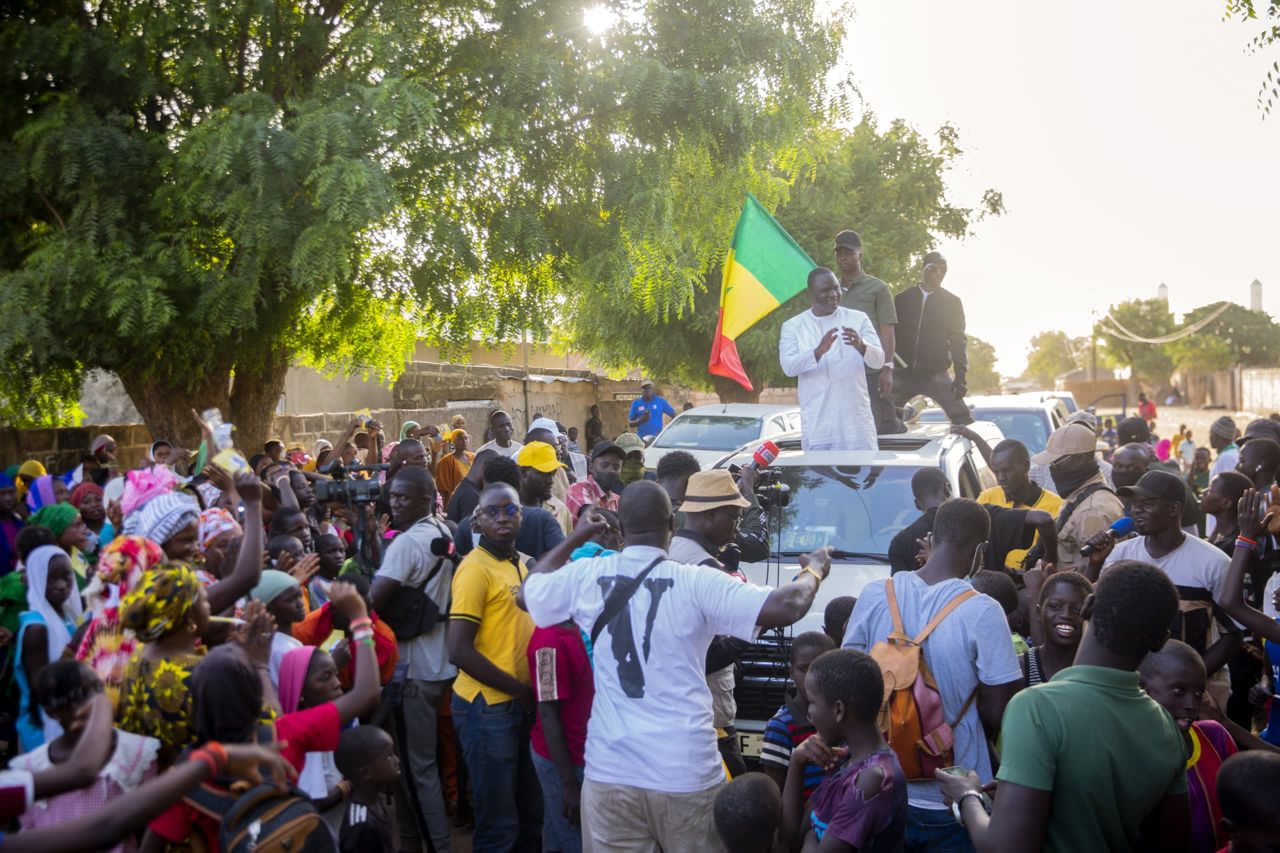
[516,441,565,473]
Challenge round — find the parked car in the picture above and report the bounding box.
[915,393,1070,455]
[719,422,1003,763]
[643,403,801,473]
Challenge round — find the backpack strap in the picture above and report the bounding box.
[591,557,664,645]
[884,576,907,639]
[949,685,980,730]
[912,589,977,646]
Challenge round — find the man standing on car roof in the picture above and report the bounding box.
[836,229,902,434]
[892,251,974,426]
[779,267,885,451]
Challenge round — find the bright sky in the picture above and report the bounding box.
[841,0,1280,376]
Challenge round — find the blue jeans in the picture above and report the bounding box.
[530,746,584,853]
[905,805,976,853]
[452,692,542,852]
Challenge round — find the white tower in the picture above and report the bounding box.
[1251,279,1263,312]
[1157,282,1169,304]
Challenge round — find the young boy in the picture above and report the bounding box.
[780,648,907,852]
[823,596,857,646]
[1217,751,1280,852]
[713,772,781,853]
[1139,639,1238,853]
[526,619,594,853]
[760,631,835,798]
[335,725,402,853]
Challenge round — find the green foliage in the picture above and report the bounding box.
[1226,0,1280,113]
[1094,299,1176,385]
[571,116,1003,394]
[1023,330,1086,385]
[0,359,84,428]
[1165,302,1280,371]
[0,0,848,440]
[966,337,1001,394]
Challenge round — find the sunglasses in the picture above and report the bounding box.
[479,504,519,520]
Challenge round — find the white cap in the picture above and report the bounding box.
[529,416,563,436]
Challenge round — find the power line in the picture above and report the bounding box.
[1099,302,1232,345]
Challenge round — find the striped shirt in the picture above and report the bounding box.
[761,699,828,800]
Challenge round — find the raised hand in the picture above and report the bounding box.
[814,327,840,361]
[233,599,276,666]
[329,580,369,623]
[222,743,295,787]
[288,553,321,586]
[233,471,262,504]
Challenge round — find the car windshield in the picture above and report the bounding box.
[654,415,762,451]
[970,408,1052,453]
[766,465,922,556]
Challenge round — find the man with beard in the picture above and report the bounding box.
[1032,423,1124,575]
[565,441,626,519]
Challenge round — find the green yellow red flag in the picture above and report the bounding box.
[708,194,815,391]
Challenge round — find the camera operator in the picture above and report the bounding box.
[656,451,771,564]
[369,466,456,853]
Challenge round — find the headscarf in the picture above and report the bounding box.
[25,475,59,513]
[130,491,200,545]
[16,461,46,501]
[29,504,79,539]
[147,440,172,463]
[120,465,179,518]
[250,569,298,606]
[400,421,421,442]
[278,645,319,715]
[1156,438,1172,462]
[24,545,83,665]
[121,561,202,642]
[76,536,165,704]
[306,439,333,473]
[198,507,242,554]
[69,481,103,509]
[91,435,115,455]
[1210,415,1238,444]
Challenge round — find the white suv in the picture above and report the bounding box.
[720,422,1002,762]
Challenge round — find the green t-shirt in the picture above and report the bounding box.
[997,665,1187,853]
[840,273,897,330]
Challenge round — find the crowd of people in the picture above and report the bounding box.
[0,232,1279,852]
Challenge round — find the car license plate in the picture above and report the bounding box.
[739,731,764,758]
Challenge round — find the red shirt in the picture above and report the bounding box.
[527,625,594,766]
[149,703,342,851]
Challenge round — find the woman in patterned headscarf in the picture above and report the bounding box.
[74,536,165,708]
[28,503,93,581]
[114,561,211,766]
[195,507,242,586]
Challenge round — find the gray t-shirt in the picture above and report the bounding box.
[376,516,458,682]
[842,572,1021,810]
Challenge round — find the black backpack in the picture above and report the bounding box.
[182,726,335,853]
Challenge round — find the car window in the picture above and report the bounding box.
[767,465,921,556]
[767,416,786,435]
[958,459,981,498]
[653,415,763,451]
[968,408,1053,454]
[787,413,802,431]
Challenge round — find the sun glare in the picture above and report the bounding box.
[583,5,615,36]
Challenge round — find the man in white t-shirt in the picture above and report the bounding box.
[522,481,831,853]
[842,498,1022,852]
[476,410,524,459]
[1092,468,1238,709]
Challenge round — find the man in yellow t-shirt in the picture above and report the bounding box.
[978,439,1064,570]
[447,482,539,851]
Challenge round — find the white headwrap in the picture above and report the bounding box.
[126,491,200,544]
[24,545,84,665]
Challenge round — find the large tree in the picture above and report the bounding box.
[1023,330,1086,386]
[1094,299,1176,386]
[570,117,1003,400]
[0,0,842,445]
[1165,302,1280,371]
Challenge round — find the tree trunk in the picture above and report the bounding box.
[118,369,233,452]
[229,346,290,454]
[712,375,762,403]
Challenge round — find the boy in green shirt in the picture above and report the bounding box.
[936,560,1191,853]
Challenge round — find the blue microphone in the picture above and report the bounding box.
[1079,517,1134,557]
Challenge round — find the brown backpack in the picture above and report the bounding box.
[869,579,978,781]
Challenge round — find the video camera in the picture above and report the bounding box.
[728,463,791,509]
[314,461,389,504]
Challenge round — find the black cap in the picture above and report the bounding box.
[834,230,862,250]
[1116,416,1150,446]
[590,440,625,461]
[1240,418,1280,445]
[1116,469,1185,503]
[923,250,947,266]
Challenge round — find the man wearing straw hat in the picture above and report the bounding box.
[668,470,754,778]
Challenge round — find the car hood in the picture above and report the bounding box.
[738,556,890,636]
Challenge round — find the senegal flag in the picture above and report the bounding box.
[707,194,815,391]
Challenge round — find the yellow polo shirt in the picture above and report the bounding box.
[977,485,1064,570]
[450,545,533,704]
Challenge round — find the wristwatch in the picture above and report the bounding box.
[952,790,989,826]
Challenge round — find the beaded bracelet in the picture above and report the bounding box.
[348,617,373,632]
[1237,536,1258,550]
[352,627,375,644]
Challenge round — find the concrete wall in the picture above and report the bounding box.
[1242,368,1280,414]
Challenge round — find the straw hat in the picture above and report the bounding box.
[680,470,750,513]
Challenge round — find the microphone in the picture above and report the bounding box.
[1079,517,1134,557]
